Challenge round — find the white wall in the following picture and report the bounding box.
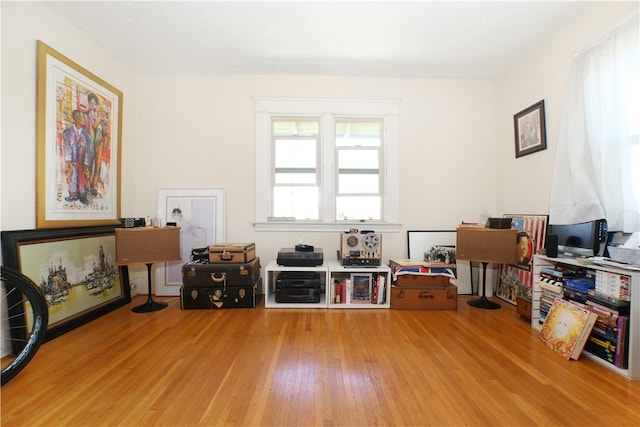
[134,75,496,266]
[1,2,139,230]
[2,2,636,289]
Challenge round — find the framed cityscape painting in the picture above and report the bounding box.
[1,225,131,341]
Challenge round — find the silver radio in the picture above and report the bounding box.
[340,230,382,266]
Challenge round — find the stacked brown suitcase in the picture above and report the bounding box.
[180,243,260,309]
[389,260,457,310]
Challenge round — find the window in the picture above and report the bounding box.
[255,98,399,232]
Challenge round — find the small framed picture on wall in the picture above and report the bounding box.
[514,100,547,158]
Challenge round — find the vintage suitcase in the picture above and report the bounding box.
[182,257,261,287]
[180,281,258,309]
[393,274,451,287]
[208,243,256,263]
[390,285,458,310]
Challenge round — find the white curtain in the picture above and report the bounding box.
[549,13,639,232]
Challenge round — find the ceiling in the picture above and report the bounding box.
[45,1,598,79]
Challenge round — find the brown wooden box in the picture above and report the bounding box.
[115,227,181,265]
[390,285,457,310]
[209,243,256,263]
[456,227,517,264]
[516,297,532,320]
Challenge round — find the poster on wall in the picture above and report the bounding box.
[36,41,123,228]
[496,214,548,305]
[155,189,225,296]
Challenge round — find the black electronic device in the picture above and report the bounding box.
[547,219,607,257]
[275,287,321,303]
[119,217,146,228]
[277,248,324,266]
[545,234,558,258]
[295,244,314,252]
[276,271,322,289]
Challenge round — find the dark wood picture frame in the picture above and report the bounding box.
[514,100,547,158]
[1,225,131,342]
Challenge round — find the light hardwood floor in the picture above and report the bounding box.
[2,294,639,426]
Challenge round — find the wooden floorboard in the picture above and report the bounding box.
[2,294,639,426]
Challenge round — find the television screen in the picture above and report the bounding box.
[547,219,607,257]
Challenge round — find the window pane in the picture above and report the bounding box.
[338,174,379,194]
[336,196,381,220]
[336,121,381,147]
[273,120,319,137]
[274,186,319,220]
[275,139,316,168]
[338,150,378,169]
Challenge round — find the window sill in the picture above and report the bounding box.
[253,221,401,233]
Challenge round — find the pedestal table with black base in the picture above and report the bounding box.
[115,227,181,314]
[466,261,501,310]
[456,226,517,310]
[131,263,169,313]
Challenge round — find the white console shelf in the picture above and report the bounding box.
[532,255,639,380]
[327,261,391,309]
[264,260,391,309]
[264,261,328,308]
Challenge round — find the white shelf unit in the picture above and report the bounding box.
[327,261,391,309]
[264,261,328,308]
[532,255,639,380]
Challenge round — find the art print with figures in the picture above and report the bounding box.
[36,41,122,228]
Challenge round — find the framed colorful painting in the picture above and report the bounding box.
[1,225,131,342]
[496,214,548,304]
[36,41,123,228]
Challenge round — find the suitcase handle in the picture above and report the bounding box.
[419,291,434,299]
[210,272,226,283]
[220,251,233,261]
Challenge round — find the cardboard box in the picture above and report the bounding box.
[456,227,517,264]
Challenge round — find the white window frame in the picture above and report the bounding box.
[255,97,400,232]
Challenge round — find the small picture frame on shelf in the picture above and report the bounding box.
[350,273,372,301]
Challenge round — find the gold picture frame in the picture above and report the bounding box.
[36,41,123,228]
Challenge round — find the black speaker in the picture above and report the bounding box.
[546,234,558,258]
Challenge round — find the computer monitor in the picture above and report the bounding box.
[547,219,608,257]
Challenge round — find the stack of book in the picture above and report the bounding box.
[537,273,563,327]
[595,270,631,301]
[562,276,596,304]
[584,291,630,368]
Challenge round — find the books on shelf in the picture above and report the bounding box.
[538,298,598,360]
[331,273,387,305]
